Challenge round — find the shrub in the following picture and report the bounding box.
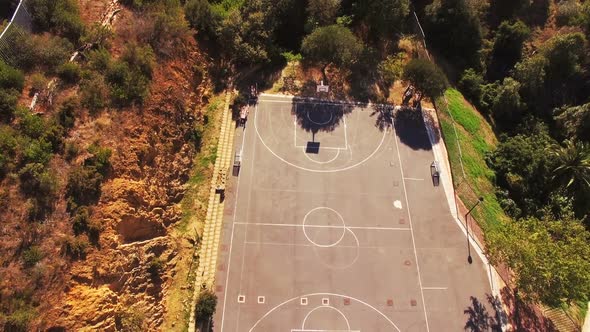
[30,73,48,93]
[36,35,74,71]
[107,61,151,106]
[195,290,217,321]
[72,206,90,235]
[86,47,112,71]
[28,0,85,42]
[458,68,484,105]
[0,60,25,91]
[62,235,88,259]
[17,109,46,139]
[64,141,79,161]
[66,165,103,209]
[80,74,109,112]
[22,139,53,165]
[18,163,57,197]
[57,62,81,83]
[185,0,214,33]
[22,246,43,268]
[86,144,112,175]
[148,257,164,279]
[57,97,77,129]
[0,125,18,174]
[0,89,19,121]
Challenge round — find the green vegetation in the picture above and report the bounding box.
[194,290,217,322]
[402,59,448,99]
[437,89,506,230]
[301,25,363,80]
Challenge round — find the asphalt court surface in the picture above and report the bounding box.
[214,95,493,331]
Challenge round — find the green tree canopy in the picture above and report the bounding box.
[301,24,363,78]
[488,20,530,80]
[425,0,482,69]
[488,216,590,306]
[306,0,340,28]
[195,290,217,322]
[353,0,410,42]
[554,102,590,142]
[402,58,448,99]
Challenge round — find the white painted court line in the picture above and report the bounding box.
[248,292,401,332]
[391,117,431,332]
[404,177,424,181]
[233,222,410,231]
[220,124,250,331]
[422,287,448,290]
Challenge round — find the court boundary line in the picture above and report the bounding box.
[391,117,431,332]
[220,124,251,331]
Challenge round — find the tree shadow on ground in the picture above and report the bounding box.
[464,295,506,332]
[291,101,355,137]
[370,104,395,132]
[394,106,432,150]
[500,287,558,331]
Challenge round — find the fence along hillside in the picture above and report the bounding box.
[0,0,33,66]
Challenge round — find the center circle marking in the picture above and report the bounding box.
[302,207,346,248]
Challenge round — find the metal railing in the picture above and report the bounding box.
[0,0,32,66]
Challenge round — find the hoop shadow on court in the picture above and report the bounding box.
[292,101,353,154]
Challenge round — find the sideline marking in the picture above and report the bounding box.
[404,177,424,181]
[220,123,250,330]
[248,293,401,332]
[255,102,387,173]
[391,117,431,332]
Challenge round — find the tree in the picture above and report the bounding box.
[491,77,524,125]
[195,290,217,322]
[554,102,590,142]
[378,53,405,88]
[488,20,530,80]
[306,0,340,28]
[458,68,484,105]
[487,125,555,218]
[425,0,482,69]
[353,0,410,42]
[185,0,213,33]
[548,140,590,193]
[487,216,590,306]
[301,25,363,81]
[402,58,448,99]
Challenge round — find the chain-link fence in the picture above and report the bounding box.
[0,0,33,66]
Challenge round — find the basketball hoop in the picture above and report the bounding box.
[317,80,329,93]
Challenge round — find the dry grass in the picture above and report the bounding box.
[162,94,226,332]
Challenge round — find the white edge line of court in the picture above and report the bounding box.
[422,287,448,290]
[220,123,249,332]
[391,117,431,332]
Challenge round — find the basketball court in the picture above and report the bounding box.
[213,94,493,331]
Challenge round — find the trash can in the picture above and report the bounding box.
[430,161,440,187]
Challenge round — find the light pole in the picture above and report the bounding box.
[466,197,483,264]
